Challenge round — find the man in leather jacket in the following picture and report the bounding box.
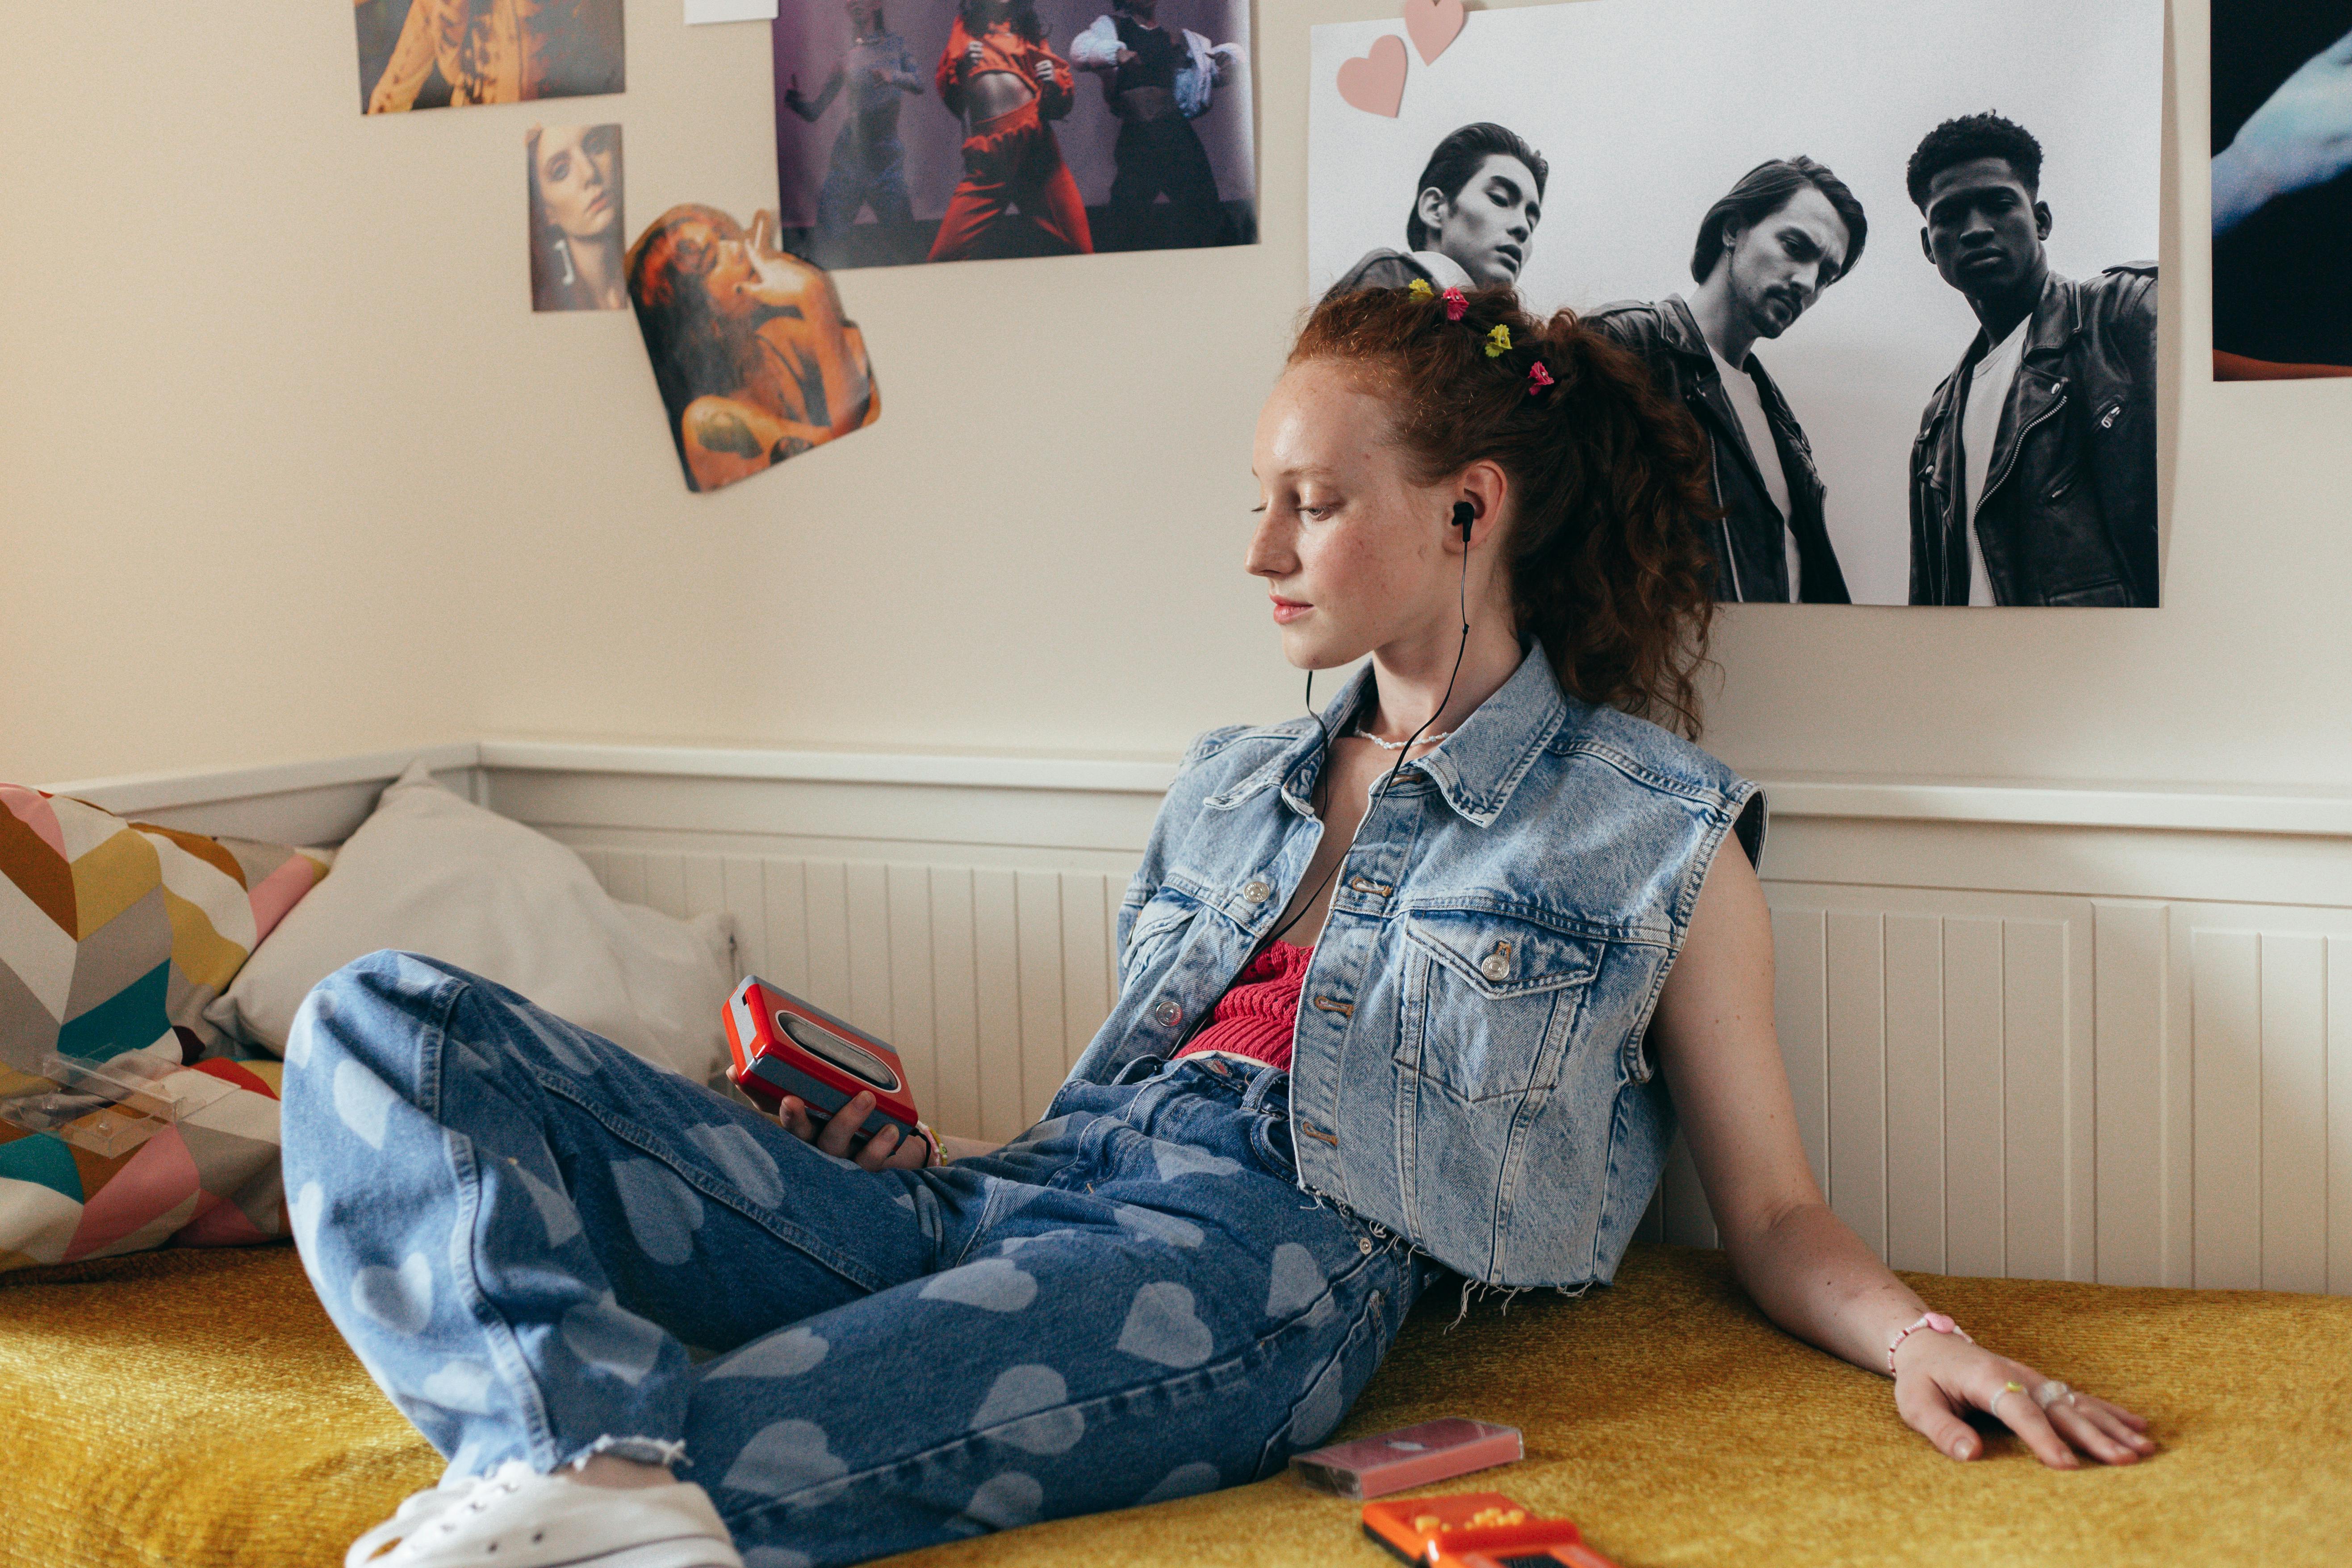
[1588,158,1863,603]
[1906,113,2158,606]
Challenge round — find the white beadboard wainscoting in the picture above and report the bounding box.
[59,744,2352,1296]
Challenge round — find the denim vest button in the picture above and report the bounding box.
[1480,953,1511,982]
[1242,879,1272,903]
[1152,999,1183,1028]
[1358,1236,1375,1254]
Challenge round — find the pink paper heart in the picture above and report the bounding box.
[1403,0,1466,65]
[1336,34,1408,119]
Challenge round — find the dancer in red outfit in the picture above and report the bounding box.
[929,0,1093,260]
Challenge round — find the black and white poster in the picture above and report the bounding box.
[1310,0,2164,607]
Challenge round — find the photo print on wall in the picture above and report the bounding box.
[2212,4,2352,379]
[1310,0,2164,608]
[356,0,625,114]
[772,0,1255,270]
[528,124,626,311]
[625,205,882,493]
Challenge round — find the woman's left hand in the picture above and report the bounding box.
[1893,1330,2155,1468]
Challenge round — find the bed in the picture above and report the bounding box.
[3,1238,2344,1567]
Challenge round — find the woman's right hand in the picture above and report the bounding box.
[774,1090,932,1172]
[966,38,985,70]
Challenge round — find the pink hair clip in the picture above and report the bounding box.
[1442,286,1468,321]
[1526,361,1554,395]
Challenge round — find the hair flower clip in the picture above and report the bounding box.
[1407,278,1434,300]
[1526,360,1555,395]
[1442,286,1468,321]
[1484,323,1513,358]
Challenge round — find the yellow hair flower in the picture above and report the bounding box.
[1407,279,1434,300]
[1485,324,1513,358]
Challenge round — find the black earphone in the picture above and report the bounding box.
[1453,499,1474,539]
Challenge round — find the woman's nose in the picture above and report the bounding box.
[1244,515,1290,576]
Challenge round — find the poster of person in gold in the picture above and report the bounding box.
[625,205,882,493]
[356,0,625,114]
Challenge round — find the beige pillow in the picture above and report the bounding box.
[209,764,733,1081]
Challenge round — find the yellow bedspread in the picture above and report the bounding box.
[2,1243,2344,1567]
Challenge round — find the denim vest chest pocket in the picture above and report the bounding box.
[1395,907,1604,1102]
[1122,885,1205,987]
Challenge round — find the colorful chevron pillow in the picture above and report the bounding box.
[0,784,329,1270]
[0,1056,289,1271]
[0,785,330,1075]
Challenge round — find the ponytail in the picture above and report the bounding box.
[1289,287,1719,738]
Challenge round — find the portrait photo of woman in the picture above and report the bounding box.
[625,204,882,493]
[528,123,626,312]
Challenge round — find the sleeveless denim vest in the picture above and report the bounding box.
[1052,643,1761,1290]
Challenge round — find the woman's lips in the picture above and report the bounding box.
[1271,597,1310,624]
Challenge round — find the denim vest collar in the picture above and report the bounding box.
[1201,640,1568,830]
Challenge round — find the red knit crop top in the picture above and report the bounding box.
[1172,939,1312,1072]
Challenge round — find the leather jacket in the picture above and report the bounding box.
[1586,296,1851,603]
[1909,264,2159,606]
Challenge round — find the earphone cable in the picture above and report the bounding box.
[1260,523,1472,952]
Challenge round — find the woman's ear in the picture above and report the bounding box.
[1452,461,1511,550]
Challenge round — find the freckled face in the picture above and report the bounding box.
[1247,360,1456,670]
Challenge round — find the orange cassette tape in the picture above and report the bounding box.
[1360,1492,1620,1568]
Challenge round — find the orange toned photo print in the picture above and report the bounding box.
[356,0,624,114]
[625,205,882,493]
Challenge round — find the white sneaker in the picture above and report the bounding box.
[345,1461,745,1568]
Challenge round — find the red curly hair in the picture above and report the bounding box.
[1290,286,1720,739]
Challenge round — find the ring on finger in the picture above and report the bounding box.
[1992,1380,2025,1419]
[2033,1379,2072,1410]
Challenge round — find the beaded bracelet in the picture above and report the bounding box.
[1887,1311,1972,1374]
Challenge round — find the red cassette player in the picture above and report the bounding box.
[724,977,925,1157]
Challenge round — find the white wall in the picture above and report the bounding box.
[9,2,2352,799]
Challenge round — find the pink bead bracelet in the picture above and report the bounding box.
[1887,1311,1972,1374]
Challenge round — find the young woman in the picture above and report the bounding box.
[1068,0,1239,250]
[527,123,625,312]
[301,285,2151,1568]
[926,0,1092,261]
[780,1,923,247]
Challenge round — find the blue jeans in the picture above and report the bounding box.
[280,953,1435,1567]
